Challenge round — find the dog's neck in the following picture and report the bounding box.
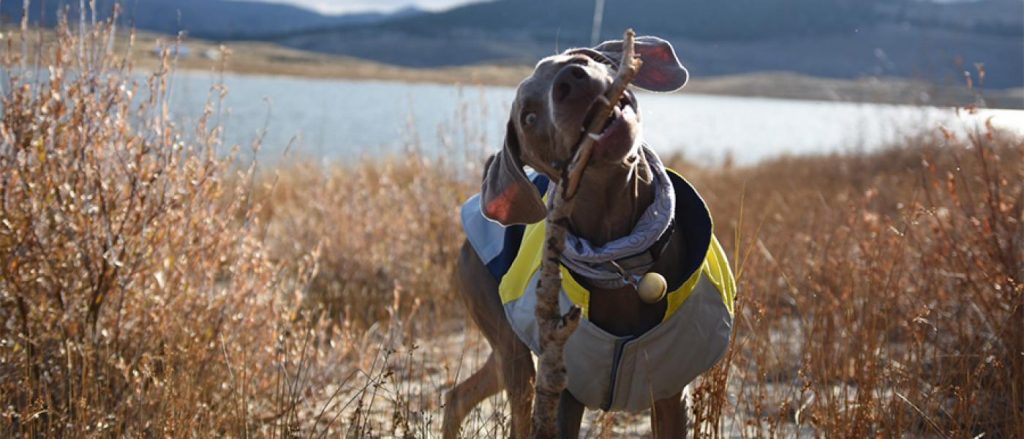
[567,151,655,246]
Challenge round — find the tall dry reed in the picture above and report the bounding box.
[676,124,1023,437]
[0,11,319,437]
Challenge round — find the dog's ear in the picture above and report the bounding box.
[480,119,547,225]
[594,36,688,92]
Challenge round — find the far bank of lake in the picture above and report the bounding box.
[163,70,1024,166]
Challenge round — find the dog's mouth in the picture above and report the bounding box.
[577,93,639,155]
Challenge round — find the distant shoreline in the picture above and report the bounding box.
[173,65,1024,110]
[142,37,1024,110]
[170,63,1024,112]
[9,28,1024,109]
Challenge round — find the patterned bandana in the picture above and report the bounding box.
[559,145,676,289]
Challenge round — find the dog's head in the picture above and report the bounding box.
[481,36,689,225]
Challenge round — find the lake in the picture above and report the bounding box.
[165,71,1024,166]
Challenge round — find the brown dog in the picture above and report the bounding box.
[444,36,735,438]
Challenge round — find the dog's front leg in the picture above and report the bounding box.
[556,390,585,438]
[651,391,687,438]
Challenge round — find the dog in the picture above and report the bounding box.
[444,36,736,439]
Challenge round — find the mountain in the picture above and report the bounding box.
[273,0,876,65]
[272,0,1024,89]
[0,0,425,40]
[3,0,1019,89]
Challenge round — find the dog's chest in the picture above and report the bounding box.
[573,273,667,337]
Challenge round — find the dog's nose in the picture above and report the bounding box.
[552,64,597,104]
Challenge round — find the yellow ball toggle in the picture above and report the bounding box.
[637,272,667,304]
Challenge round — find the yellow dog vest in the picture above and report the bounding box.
[461,169,735,412]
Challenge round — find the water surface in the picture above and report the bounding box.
[165,71,1024,165]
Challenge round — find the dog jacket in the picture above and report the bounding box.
[461,170,735,412]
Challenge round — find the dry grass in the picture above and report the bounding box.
[0,16,294,436]
[261,156,475,331]
[2,10,1022,438]
[677,127,1023,437]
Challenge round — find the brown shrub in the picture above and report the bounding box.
[261,157,475,331]
[0,15,305,437]
[675,126,1023,437]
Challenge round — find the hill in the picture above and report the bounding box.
[271,0,1024,89]
[0,0,423,40]
[3,0,1021,88]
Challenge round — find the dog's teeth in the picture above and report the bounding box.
[588,132,602,141]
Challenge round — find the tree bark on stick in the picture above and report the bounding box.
[530,28,643,439]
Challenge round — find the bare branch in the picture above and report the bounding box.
[530,28,642,439]
[564,28,643,201]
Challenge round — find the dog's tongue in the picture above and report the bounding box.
[592,105,638,158]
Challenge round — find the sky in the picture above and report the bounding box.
[252,0,480,14]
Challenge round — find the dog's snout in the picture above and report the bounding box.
[552,64,598,104]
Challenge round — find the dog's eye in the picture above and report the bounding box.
[522,112,537,127]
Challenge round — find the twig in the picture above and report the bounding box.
[530,29,642,438]
[564,29,644,201]
[895,392,951,439]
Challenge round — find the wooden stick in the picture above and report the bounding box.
[564,29,644,201]
[530,29,641,439]
[528,184,580,439]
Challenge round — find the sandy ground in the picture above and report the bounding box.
[281,312,832,438]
